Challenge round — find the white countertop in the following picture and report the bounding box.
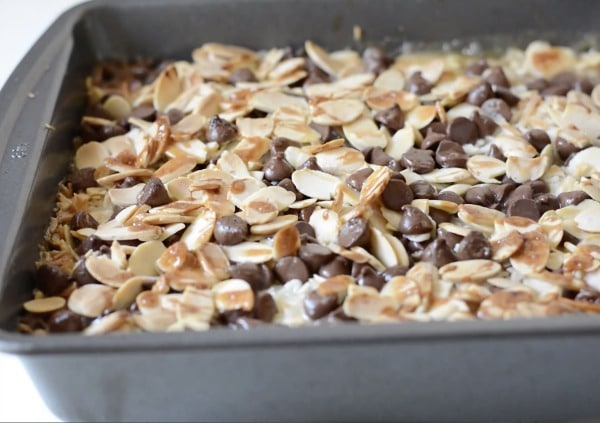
[0,1,84,421]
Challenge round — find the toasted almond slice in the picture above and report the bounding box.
[113,276,157,310]
[405,105,437,129]
[154,64,181,112]
[180,208,216,251]
[491,230,524,261]
[23,297,66,314]
[128,241,166,276]
[317,274,355,297]
[575,204,600,233]
[568,147,600,178]
[343,285,397,322]
[304,41,338,76]
[107,184,145,207]
[110,240,127,270]
[244,201,279,225]
[363,86,401,110]
[422,168,472,184]
[84,311,129,335]
[243,186,296,211]
[492,135,537,158]
[381,276,421,312]
[229,178,266,209]
[510,230,550,275]
[428,200,459,214]
[236,116,274,138]
[273,121,321,144]
[249,90,308,114]
[467,155,506,183]
[458,204,505,233]
[196,243,230,282]
[133,310,177,332]
[312,99,365,126]
[251,214,298,235]
[68,284,115,318]
[171,113,206,135]
[288,198,318,209]
[176,286,215,330]
[525,41,576,79]
[96,168,153,186]
[222,242,273,263]
[343,113,388,151]
[370,226,398,268]
[166,140,208,163]
[85,255,134,288]
[360,166,392,205]
[494,216,541,235]
[538,210,564,248]
[75,142,109,170]
[439,259,501,283]
[154,156,197,183]
[385,126,415,160]
[217,151,250,179]
[506,154,549,183]
[315,147,365,176]
[273,224,300,259]
[292,168,340,200]
[232,136,272,163]
[406,262,437,307]
[103,95,131,120]
[212,279,254,313]
[374,68,406,90]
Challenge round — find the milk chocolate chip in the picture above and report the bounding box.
[382,179,414,211]
[525,129,551,152]
[319,256,350,278]
[299,243,334,271]
[448,117,478,145]
[436,140,468,168]
[338,217,370,249]
[304,291,338,320]
[70,211,99,231]
[275,256,309,283]
[36,264,71,297]
[71,167,98,193]
[398,205,433,235]
[356,266,385,291]
[401,148,435,174]
[346,168,373,192]
[213,215,248,245]
[421,238,455,267]
[558,191,590,208]
[407,71,432,95]
[455,231,492,260]
[137,177,171,207]
[229,262,274,291]
[264,154,294,182]
[374,105,404,131]
[206,115,237,144]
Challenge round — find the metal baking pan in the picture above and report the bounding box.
[1,0,600,421]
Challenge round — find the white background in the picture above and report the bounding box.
[0,1,84,421]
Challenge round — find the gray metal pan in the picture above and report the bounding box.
[1,0,600,421]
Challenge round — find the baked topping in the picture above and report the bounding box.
[19,39,600,335]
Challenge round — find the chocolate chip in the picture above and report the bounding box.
[527,78,549,92]
[48,309,89,333]
[550,71,575,87]
[295,221,316,239]
[507,198,540,221]
[421,129,446,150]
[382,179,414,211]
[309,122,330,142]
[409,181,436,199]
[558,190,591,208]
[229,67,257,84]
[574,290,600,304]
[278,178,304,201]
[229,262,274,291]
[381,264,408,282]
[304,291,338,320]
[319,256,350,278]
[299,243,334,272]
[561,230,580,246]
[481,98,512,121]
[528,180,549,195]
[356,266,385,291]
[137,177,171,207]
[116,176,141,188]
[541,83,570,97]
[436,140,468,168]
[264,154,293,182]
[362,45,391,75]
[70,167,98,193]
[407,71,432,95]
[424,121,448,136]
[466,59,488,76]
[214,215,248,245]
[72,260,99,286]
[421,238,455,267]
[70,211,98,231]
[36,264,71,297]
[448,117,478,145]
[230,317,266,330]
[555,137,581,161]
[255,292,277,322]
[436,191,464,204]
[488,144,505,161]
[429,208,452,224]
[398,205,433,235]
[167,107,185,125]
[206,115,237,144]
[270,137,300,155]
[338,217,370,249]
[464,185,495,207]
[467,82,494,106]
[374,105,404,131]
[506,184,533,203]
[298,205,315,222]
[299,156,321,171]
[494,87,520,107]
[437,227,463,250]
[401,148,435,174]
[535,193,559,214]
[485,66,510,88]
[368,147,394,166]
[455,231,492,260]
[275,256,309,283]
[490,183,516,206]
[473,111,498,137]
[77,235,106,256]
[574,78,594,94]
[346,168,373,192]
[130,105,156,121]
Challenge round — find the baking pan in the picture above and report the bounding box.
[1,0,600,421]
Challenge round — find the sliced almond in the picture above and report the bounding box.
[406,261,437,307]
[491,230,524,261]
[380,276,421,312]
[343,113,388,151]
[370,226,399,268]
[405,105,437,129]
[291,169,340,200]
[133,310,177,332]
[359,166,392,206]
[75,142,109,170]
[312,99,365,126]
[244,201,279,225]
[249,90,308,114]
[538,210,564,248]
[23,297,66,314]
[385,126,415,160]
[309,207,340,245]
[84,311,129,335]
[342,285,397,322]
[68,284,115,318]
[154,64,181,112]
[315,147,365,176]
[213,279,254,313]
[439,259,502,283]
[467,155,506,183]
[176,286,215,330]
[108,184,145,207]
[422,168,472,184]
[154,156,197,183]
[316,274,355,297]
[273,224,300,259]
[374,68,406,90]
[510,230,550,275]
[85,255,134,288]
[222,242,273,263]
[113,276,157,310]
[128,241,166,276]
[217,151,250,179]
[525,41,576,79]
[243,186,296,211]
[196,243,230,282]
[251,214,298,235]
[458,204,505,233]
[180,208,217,251]
[506,154,549,183]
[229,178,266,209]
